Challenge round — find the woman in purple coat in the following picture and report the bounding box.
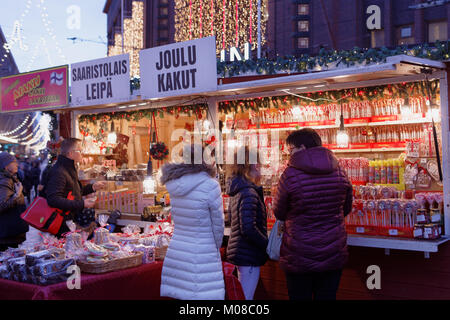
[273,128,353,300]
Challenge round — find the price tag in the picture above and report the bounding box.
[417,215,425,222]
[388,229,398,236]
[356,227,365,233]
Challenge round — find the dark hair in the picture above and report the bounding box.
[286,128,322,149]
[225,146,259,184]
[60,138,81,156]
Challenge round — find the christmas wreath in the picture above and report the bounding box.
[150,142,169,160]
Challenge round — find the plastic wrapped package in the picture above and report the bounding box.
[34,270,72,286]
[122,224,141,234]
[30,258,76,277]
[132,244,155,264]
[6,257,26,272]
[94,228,109,245]
[25,248,66,267]
[0,265,8,279]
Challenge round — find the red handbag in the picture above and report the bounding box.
[21,192,74,235]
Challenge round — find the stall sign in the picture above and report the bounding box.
[139,36,217,99]
[70,54,130,106]
[0,65,69,112]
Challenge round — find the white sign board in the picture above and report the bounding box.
[140,36,217,99]
[70,54,130,106]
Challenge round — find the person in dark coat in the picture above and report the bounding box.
[0,152,29,251]
[46,138,105,237]
[30,160,41,197]
[38,155,56,199]
[19,161,32,203]
[226,146,268,300]
[273,128,353,301]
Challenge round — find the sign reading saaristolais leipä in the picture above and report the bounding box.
[140,36,217,99]
[70,54,130,106]
[0,65,68,112]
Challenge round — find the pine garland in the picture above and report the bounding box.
[218,80,439,114]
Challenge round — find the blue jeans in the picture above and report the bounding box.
[285,269,342,301]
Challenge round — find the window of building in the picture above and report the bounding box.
[298,20,309,32]
[429,21,448,42]
[397,25,415,45]
[159,7,168,16]
[371,30,385,48]
[159,0,169,5]
[159,30,169,39]
[159,19,168,28]
[298,4,309,15]
[297,37,309,49]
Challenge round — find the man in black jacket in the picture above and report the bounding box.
[46,138,105,237]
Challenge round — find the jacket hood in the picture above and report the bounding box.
[160,162,216,197]
[289,146,338,174]
[227,175,260,197]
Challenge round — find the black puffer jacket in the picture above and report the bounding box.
[0,170,29,238]
[226,175,268,266]
[46,155,94,235]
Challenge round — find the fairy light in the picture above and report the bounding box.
[235,0,238,47]
[199,0,203,38]
[108,0,143,77]
[175,0,268,54]
[0,115,30,136]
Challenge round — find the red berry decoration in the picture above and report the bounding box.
[150,142,169,160]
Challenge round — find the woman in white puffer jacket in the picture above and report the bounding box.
[159,152,225,300]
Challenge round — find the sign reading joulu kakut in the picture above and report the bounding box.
[140,36,217,99]
[70,54,130,106]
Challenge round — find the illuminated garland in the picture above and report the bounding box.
[218,80,440,113]
[174,0,268,53]
[127,41,450,91]
[78,103,208,130]
[108,0,144,77]
[217,41,450,77]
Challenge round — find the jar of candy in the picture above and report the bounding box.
[416,209,430,224]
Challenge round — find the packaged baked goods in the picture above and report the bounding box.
[25,248,66,267]
[64,232,83,254]
[30,258,76,277]
[132,244,155,264]
[94,228,110,245]
[34,270,72,286]
[84,242,109,258]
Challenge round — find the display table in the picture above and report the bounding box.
[0,261,245,300]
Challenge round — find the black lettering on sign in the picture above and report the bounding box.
[86,78,113,100]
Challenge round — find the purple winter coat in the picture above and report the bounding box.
[273,146,353,274]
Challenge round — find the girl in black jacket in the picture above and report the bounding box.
[226,146,268,300]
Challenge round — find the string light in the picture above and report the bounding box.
[108,0,144,77]
[175,0,268,54]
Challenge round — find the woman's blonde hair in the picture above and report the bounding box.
[225,146,259,184]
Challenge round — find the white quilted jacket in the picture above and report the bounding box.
[160,171,225,300]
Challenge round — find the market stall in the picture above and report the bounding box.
[206,55,450,300]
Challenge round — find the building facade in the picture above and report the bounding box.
[273,0,450,57]
[0,26,19,77]
[104,0,450,60]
